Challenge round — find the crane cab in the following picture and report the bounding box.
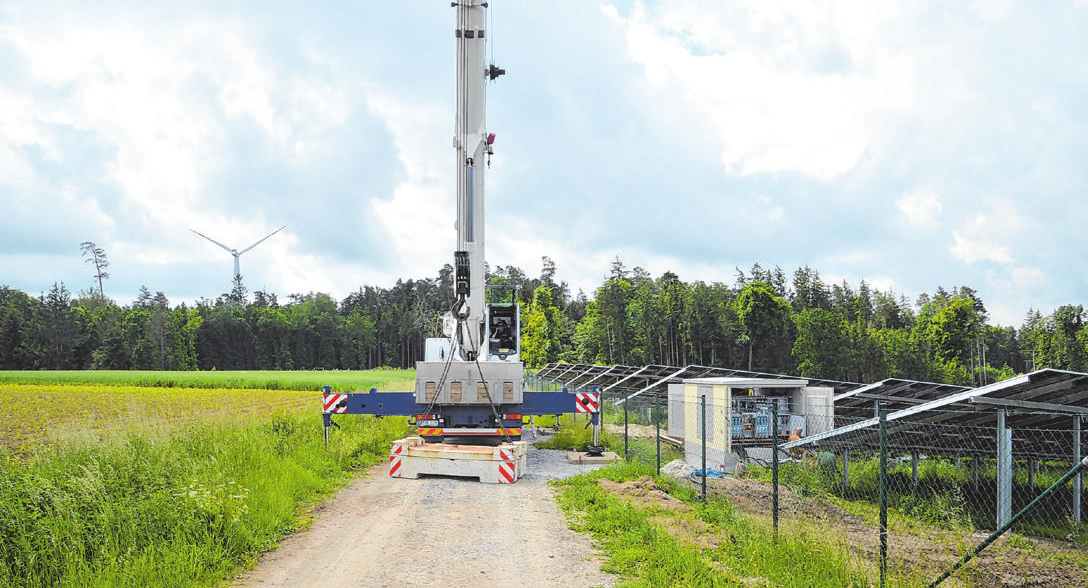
[485,284,520,361]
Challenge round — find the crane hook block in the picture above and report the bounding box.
[454,251,471,297]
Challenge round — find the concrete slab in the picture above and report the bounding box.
[566,451,621,465]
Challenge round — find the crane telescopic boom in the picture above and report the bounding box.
[450,0,498,362]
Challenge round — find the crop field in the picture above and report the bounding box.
[0,370,415,452]
[2,383,314,451]
[0,370,413,587]
[0,369,416,392]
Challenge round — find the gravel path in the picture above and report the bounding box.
[232,442,615,588]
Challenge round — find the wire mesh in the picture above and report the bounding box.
[586,383,1088,587]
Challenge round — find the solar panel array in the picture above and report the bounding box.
[533,362,864,406]
[534,363,1088,461]
[791,369,1088,461]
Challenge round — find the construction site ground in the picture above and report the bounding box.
[230,443,616,588]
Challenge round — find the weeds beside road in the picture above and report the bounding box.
[0,410,408,587]
[0,373,412,588]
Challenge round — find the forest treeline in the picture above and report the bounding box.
[2,257,1086,387]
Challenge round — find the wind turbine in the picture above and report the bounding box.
[191,225,287,280]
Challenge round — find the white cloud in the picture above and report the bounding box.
[605,1,919,181]
[1009,265,1046,288]
[0,8,367,297]
[2,13,354,234]
[753,195,785,222]
[947,199,1032,265]
[897,188,943,228]
[970,0,1015,23]
[2,0,1088,330]
[865,276,898,293]
[949,232,1013,265]
[366,88,451,272]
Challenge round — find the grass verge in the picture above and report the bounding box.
[552,462,885,587]
[0,410,408,587]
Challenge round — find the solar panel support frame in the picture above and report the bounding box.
[997,409,1013,528]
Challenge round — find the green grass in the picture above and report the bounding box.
[0,409,409,587]
[543,416,885,585]
[552,462,891,587]
[535,413,686,468]
[534,414,614,451]
[0,369,416,392]
[0,370,414,587]
[745,454,1088,542]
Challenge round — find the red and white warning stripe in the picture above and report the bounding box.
[575,392,600,413]
[498,447,516,484]
[323,393,348,414]
[389,443,404,477]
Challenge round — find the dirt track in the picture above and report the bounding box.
[232,455,615,588]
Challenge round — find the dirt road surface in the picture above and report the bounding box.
[233,447,616,588]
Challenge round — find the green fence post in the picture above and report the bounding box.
[772,398,780,544]
[879,408,888,588]
[929,455,1088,587]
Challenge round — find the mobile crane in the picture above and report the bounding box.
[321,0,600,483]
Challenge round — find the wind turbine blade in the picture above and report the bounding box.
[238,225,287,255]
[190,229,234,253]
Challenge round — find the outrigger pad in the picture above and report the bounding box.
[388,437,528,484]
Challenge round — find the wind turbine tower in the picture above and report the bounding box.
[191,225,287,281]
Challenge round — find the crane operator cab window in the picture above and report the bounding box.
[485,284,520,360]
[489,317,516,356]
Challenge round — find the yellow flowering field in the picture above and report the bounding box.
[2,383,319,450]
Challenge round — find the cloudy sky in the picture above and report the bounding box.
[2,0,1086,327]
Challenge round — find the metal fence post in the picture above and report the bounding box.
[912,452,919,488]
[1076,416,1082,523]
[772,399,779,544]
[701,394,707,502]
[879,409,888,588]
[929,455,1088,587]
[843,451,851,492]
[997,409,1012,528]
[322,384,332,450]
[624,393,629,460]
[656,388,662,476]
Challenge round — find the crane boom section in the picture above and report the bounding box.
[454,0,489,352]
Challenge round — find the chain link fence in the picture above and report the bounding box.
[560,379,1088,588]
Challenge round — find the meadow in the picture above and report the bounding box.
[0,369,415,392]
[0,370,415,587]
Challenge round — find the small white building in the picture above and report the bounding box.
[668,377,834,470]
